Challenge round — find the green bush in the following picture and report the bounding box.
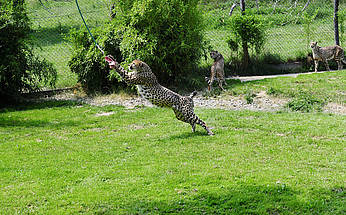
[69,0,206,93]
[0,0,56,102]
[267,87,283,96]
[67,27,126,94]
[228,12,266,56]
[286,92,325,112]
[244,90,256,104]
[226,11,267,73]
[110,0,206,85]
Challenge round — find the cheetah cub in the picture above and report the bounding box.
[310,41,346,72]
[205,50,227,91]
[105,56,214,136]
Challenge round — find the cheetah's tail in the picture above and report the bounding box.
[189,91,197,99]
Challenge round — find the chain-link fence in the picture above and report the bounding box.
[27,0,110,88]
[203,0,345,62]
[27,0,345,88]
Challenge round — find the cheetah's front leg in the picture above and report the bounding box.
[314,60,319,72]
[105,55,139,85]
[218,80,225,91]
[208,69,216,91]
[337,60,343,70]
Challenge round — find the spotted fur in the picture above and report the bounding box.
[206,50,227,91]
[112,59,214,135]
[310,41,346,72]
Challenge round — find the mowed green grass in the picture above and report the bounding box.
[224,70,346,104]
[0,100,345,214]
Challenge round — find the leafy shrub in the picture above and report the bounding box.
[69,0,206,93]
[110,0,206,85]
[286,92,325,112]
[267,87,283,96]
[0,0,57,102]
[67,27,126,94]
[244,90,256,104]
[227,11,267,72]
[228,12,266,55]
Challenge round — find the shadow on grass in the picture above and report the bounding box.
[30,24,80,47]
[0,115,80,128]
[0,100,81,113]
[120,184,344,214]
[0,100,83,128]
[166,130,210,140]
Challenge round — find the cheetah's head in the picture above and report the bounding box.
[210,50,221,60]
[128,60,151,73]
[128,60,158,85]
[310,41,317,49]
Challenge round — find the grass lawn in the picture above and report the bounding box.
[0,100,345,214]
[224,70,346,105]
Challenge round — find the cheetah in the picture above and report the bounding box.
[310,41,346,72]
[105,55,214,136]
[205,50,227,91]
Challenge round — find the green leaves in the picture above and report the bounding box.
[68,0,206,91]
[110,0,205,84]
[286,92,326,112]
[229,13,266,55]
[0,0,56,101]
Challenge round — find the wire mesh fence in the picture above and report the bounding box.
[202,0,345,61]
[27,0,345,88]
[27,0,111,87]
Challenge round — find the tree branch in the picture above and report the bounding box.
[297,0,311,17]
[229,3,237,16]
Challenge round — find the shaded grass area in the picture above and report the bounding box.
[223,70,346,104]
[0,101,345,214]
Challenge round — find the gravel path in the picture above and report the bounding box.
[49,89,345,115]
[227,71,328,82]
[42,70,345,114]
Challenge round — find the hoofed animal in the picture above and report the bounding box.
[206,50,227,91]
[105,56,214,136]
[310,41,346,72]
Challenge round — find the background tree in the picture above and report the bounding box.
[228,12,266,73]
[239,0,249,70]
[0,0,56,103]
[69,0,206,93]
[110,0,206,85]
[334,0,340,45]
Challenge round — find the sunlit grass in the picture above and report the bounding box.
[223,70,346,104]
[0,100,345,214]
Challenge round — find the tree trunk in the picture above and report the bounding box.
[240,0,249,71]
[242,42,249,70]
[334,0,340,45]
[297,0,311,17]
[240,0,245,14]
